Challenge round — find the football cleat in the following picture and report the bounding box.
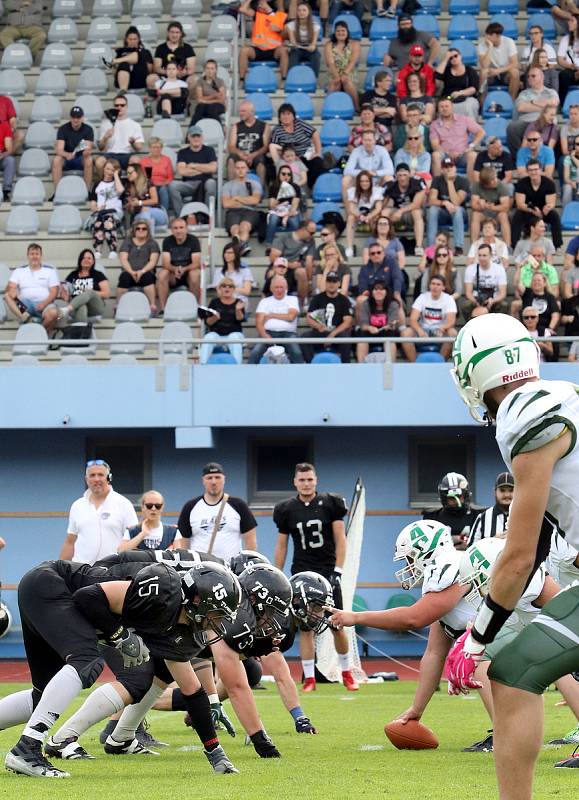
[554,746,579,768]
[302,677,316,693]
[99,719,116,744]
[103,735,159,756]
[342,670,359,691]
[462,732,493,752]
[135,720,169,748]
[548,723,579,746]
[204,745,239,774]
[45,736,95,760]
[295,716,317,734]
[5,736,70,778]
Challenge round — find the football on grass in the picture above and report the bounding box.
[384,719,439,750]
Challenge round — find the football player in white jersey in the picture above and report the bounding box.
[448,313,579,799]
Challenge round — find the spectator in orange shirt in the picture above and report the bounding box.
[396,45,436,98]
[139,137,174,215]
[239,0,289,80]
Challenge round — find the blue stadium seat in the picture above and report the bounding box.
[526,14,556,39]
[312,352,341,364]
[365,66,385,91]
[416,0,440,13]
[245,92,273,120]
[488,0,517,14]
[321,91,355,120]
[369,18,397,40]
[489,14,518,39]
[207,352,238,365]
[564,89,579,118]
[310,202,343,228]
[483,116,508,145]
[323,145,346,168]
[448,39,477,67]
[332,13,363,40]
[245,65,277,94]
[320,118,350,147]
[482,91,513,119]
[285,92,314,120]
[561,202,579,231]
[449,0,479,13]
[416,352,445,363]
[413,13,439,38]
[312,173,342,202]
[285,65,317,93]
[366,40,389,67]
[447,14,479,41]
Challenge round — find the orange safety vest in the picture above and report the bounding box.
[252,10,287,51]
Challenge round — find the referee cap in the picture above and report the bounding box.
[495,471,514,489]
[202,462,225,476]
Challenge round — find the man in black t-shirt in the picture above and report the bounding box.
[52,106,94,190]
[360,70,397,127]
[304,272,353,363]
[473,136,514,185]
[512,158,562,249]
[157,216,202,309]
[382,163,426,254]
[169,125,217,214]
[274,462,358,692]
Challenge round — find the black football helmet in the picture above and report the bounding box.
[181,562,242,645]
[290,571,334,633]
[229,550,271,577]
[0,602,11,639]
[238,564,292,638]
[438,472,471,513]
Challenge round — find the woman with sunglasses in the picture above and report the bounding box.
[434,48,480,120]
[200,278,245,364]
[520,303,554,361]
[315,245,351,295]
[266,164,302,244]
[414,231,452,299]
[345,170,383,258]
[117,220,160,313]
[119,491,177,551]
[124,162,168,234]
[362,216,405,272]
[394,126,431,185]
[422,245,462,302]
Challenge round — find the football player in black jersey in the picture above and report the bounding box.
[422,472,480,551]
[273,463,359,692]
[0,557,240,778]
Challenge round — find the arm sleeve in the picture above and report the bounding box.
[177,499,196,539]
[73,584,123,639]
[272,502,287,533]
[228,498,257,533]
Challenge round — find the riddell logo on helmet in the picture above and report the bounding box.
[502,368,535,384]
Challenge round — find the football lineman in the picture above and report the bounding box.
[423,472,479,550]
[447,313,579,797]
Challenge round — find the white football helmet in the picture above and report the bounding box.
[394,520,455,589]
[451,314,540,424]
[458,537,506,607]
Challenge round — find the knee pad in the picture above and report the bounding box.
[244,657,263,688]
[70,655,106,689]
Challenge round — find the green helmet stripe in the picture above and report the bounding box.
[456,335,535,384]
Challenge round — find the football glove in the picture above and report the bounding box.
[210,702,236,737]
[446,631,484,695]
[110,627,150,668]
[295,715,317,734]
[250,730,281,758]
[329,570,342,590]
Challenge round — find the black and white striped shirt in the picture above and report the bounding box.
[270,120,316,159]
[467,503,509,546]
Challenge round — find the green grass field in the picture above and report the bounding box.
[0,681,574,800]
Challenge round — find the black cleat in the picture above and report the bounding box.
[104,735,159,755]
[135,720,169,748]
[462,732,493,752]
[5,736,70,778]
[45,736,95,760]
[554,746,579,768]
[99,720,116,745]
[204,745,239,774]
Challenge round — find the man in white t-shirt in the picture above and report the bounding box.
[462,242,508,320]
[4,242,59,332]
[248,275,304,363]
[96,94,144,172]
[478,21,520,99]
[401,274,457,362]
[60,460,138,564]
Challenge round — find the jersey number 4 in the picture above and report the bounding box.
[296,520,324,550]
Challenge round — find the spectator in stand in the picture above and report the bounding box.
[105,26,153,96]
[564,136,579,204]
[557,15,579,104]
[515,271,560,333]
[422,245,462,303]
[473,136,514,187]
[191,60,226,125]
[117,220,161,313]
[355,281,404,362]
[362,215,405,271]
[200,278,245,365]
[305,272,353,363]
[435,48,480,121]
[521,305,554,361]
[154,61,189,120]
[248,275,304,364]
[263,255,298,297]
[140,137,174,215]
[266,164,302,244]
[345,170,384,258]
[342,131,394,197]
[212,242,254,305]
[124,163,168,234]
[462,242,508,319]
[0,94,22,155]
[169,125,217,214]
[478,21,520,100]
[357,242,403,306]
[561,103,579,158]
[328,0,364,25]
[512,158,561,249]
[87,159,124,259]
[470,167,512,247]
[222,159,263,257]
[392,103,431,152]
[430,97,484,177]
[227,100,270,186]
[524,103,559,151]
[467,217,509,270]
[522,25,557,70]
[323,22,361,114]
[0,118,15,202]
[119,491,177,552]
[348,104,390,151]
[51,106,93,193]
[382,162,426,256]
[427,157,469,256]
[396,45,435,99]
[146,20,196,98]
[398,73,435,126]
[401,274,457,362]
[314,246,351,296]
[507,68,559,155]
[269,103,324,189]
[286,3,321,76]
[276,143,308,188]
[359,70,397,127]
[62,249,110,324]
[383,13,440,69]
[4,243,59,331]
[561,283,579,344]
[95,94,145,173]
[528,48,559,93]
[513,216,556,267]
[269,220,316,303]
[239,0,289,80]
[516,130,556,178]
[0,0,45,63]
[553,0,579,36]
[314,221,347,269]
[394,126,431,184]
[157,216,202,310]
[515,245,560,298]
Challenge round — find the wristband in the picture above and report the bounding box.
[471,594,513,645]
[290,706,305,722]
[334,566,343,575]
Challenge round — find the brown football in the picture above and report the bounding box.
[384,719,439,750]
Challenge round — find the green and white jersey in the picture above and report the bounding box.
[547,532,579,589]
[422,549,477,639]
[504,565,545,635]
[496,380,579,552]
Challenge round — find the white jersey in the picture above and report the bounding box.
[504,565,545,635]
[422,549,477,639]
[496,380,579,553]
[547,531,579,589]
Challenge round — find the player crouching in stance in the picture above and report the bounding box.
[446,313,579,799]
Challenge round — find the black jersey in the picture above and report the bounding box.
[98,548,224,572]
[422,507,480,545]
[273,493,348,576]
[247,612,296,658]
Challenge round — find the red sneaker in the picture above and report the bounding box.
[302,678,316,693]
[342,670,359,691]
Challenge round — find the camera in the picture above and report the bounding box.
[322,413,330,423]
[62,415,71,426]
[104,108,119,124]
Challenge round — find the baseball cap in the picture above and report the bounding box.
[188,125,203,136]
[70,106,83,118]
[410,44,424,57]
[326,271,340,282]
[202,462,225,476]
[441,156,455,167]
[273,257,288,267]
[495,471,515,489]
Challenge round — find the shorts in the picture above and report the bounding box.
[481,625,519,662]
[117,270,156,289]
[253,47,279,62]
[225,209,260,231]
[64,155,86,171]
[20,298,57,318]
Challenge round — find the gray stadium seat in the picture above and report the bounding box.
[74,95,104,123]
[115,292,151,323]
[48,205,83,234]
[126,93,145,122]
[110,322,146,354]
[82,43,114,69]
[47,18,79,44]
[1,44,33,70]
[18,149,51,177]
[5,206,39,235]
[11,354,40,366]
[151,119,183,148]
[40,43,73,70]
[60,354,90,364]
[163,291,198,322]
[12,177,45,206]
[77,68,109,96]
[0,263,10,291]
[217,65,232,89]
[0,70,26,97]
[196,118,224,148]
[54,176,88,205]
[176,16,198,40]
[25,122,57,150]
[204,41,232,68]
[132,0,163,17]
[171,0,202,14]
[53,0,83,17]
[110,353,138,365]
[159,351,188,365]
[131,16,159,45]
[87,17,119,43]
[35,69,68,97]
[0,298,6,323]
[93,0,123,16]
[30,95,63,123]
[12,324,49,356]
[364,352,388,363]
[59,323,97,355]
[208,15,237,41]
[160,321,194,354]
[162,146,177,169]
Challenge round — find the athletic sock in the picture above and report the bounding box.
[0,689,34,730]
[181,687,219,752]
[54,683,125,742]
[338,653,351,672]
[112,683,165,742]
[22,664,83,743]
[171,688,187,712]
[302,659,315,680]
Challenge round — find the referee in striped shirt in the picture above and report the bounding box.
[467,472,514,546]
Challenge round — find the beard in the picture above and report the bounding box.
[398,26,416,44]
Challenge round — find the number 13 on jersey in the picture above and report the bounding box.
[296,520,325,549]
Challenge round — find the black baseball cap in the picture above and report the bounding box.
[70,106,84,118]
[326,271,340,282]
[495,471,514,488]
[202,462,225,476]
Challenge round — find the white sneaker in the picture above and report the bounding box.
[108,251,118,260]
[104,735,159,755]
[45,736,95,760]
[345,246,354,258]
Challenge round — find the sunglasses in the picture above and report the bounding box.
[320,231,330,237]
[144,502,163,510]
[370,250,383,255]
[135,225,148,230]
[527,137,540,142]
[221,283,235,288]
[523,315,538,320]
[86,459,109,467]
[437,252,449,257]
[114,103,127,108]
[408,136,420,140]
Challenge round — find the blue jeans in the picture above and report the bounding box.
[266,213,300,244]
[157,185,171,215]
[135,206,169,234]
[200,332,244,364]
[248,330,305,364]
[427,205,467,249]
[0,154,15,192]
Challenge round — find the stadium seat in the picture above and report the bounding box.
[369,17,397,40]
[483,116,508,144]
[40,43,73,70]
[416,0,440,13]
[563,89,579,118]
[320,118,350,147]
[60,354,90,364]
[413,13,439,37]
[54,176,88,205]
[449,0,479,12]
[245,92,273,121]
[204,41,232,68]
[364,66,384,91]
[366,40,389,67]
[0,264,10,293]
[81,43,114,69]
[35,69,68,97]
[132,0,163,16]
[321,92,355,120]
[196,118,224,148]
[488,0,517,14]
[18,149,51,177]
[0,299,5,324]
[176,17,198,40]
[285,92,314,120]
[77,68,109,96]
[527,13,556,39]
[30,96,62,123]
[163,146,178,170]
[11,354,40,366]
[447,14,479,40]
[87,17,118,43]
[110,322,146,355]
[416,351,445,363]
[12,325,49,356]
[126,93,145,122]
[285,65,317,93]
[0,69,26,97]
[131,16,159,45]
[207,352,237,364]
[59,324,97,356]
[74,95,104,123]
[150,119,183,148]
[245,65,277,94]
[312,173,342,202]
[48,205,83,234]
[208,15,237,41]
[482,91,513,119]
[47,18,79,44]
[160,321,194,354]
[561,202,579,231]
[25,122,57,150]
[180,202,211,232]
[1,44,33,70]
[312,352,341,364]
[110,354,138,365]
[448,39,477,67]
[115,292,152,323]
[310,202,343,227]
[93,0,123,15]
[171,0,202,14]
[164,291,198,322]
[386,592,416,609]
[12,177,45,206]
[332,14,363,40]
[5,206,39,234]
[489,14,518,39]
[53,0,83,16]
